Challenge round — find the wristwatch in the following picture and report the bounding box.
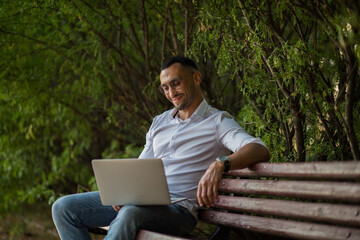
[216,156,231,172]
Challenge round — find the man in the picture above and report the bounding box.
[52,56,270,239]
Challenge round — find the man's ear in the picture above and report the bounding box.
[194,71,202,85]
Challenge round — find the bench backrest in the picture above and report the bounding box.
[198,161,360,240]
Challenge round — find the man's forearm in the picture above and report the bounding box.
[197,143,270,207]
[227,143,270,170]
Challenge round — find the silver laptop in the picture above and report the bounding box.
[91,158,187,205]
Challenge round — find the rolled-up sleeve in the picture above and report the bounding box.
[216,112,267,153]
[138,119,156,159]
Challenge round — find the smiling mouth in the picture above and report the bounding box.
[172,95,183,103]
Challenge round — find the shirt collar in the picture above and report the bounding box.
[170,99,208,120]
[192,99,208,119]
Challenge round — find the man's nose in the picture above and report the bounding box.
[168,87,176,97]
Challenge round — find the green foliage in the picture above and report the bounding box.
[0,0,359,217]
[189,0,360,161]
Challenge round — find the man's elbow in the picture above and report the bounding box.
[255,143,271,163]
[263,146,271,162]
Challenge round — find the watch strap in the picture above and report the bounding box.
[216,156,231,172]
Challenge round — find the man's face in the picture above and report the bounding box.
[159,63,197,111]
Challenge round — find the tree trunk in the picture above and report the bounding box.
[290,98,306,162]
[343,47,360,160]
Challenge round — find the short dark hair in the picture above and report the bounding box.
[160,56,198,71]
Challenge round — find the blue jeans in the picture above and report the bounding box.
[52,191,197,240]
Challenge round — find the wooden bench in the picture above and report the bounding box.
[90,161,360,240]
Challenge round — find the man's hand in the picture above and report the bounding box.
[112,205,122,212]
[197,144,270,208]
[197,161,225,207]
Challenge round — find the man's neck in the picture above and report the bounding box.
[177,98,203,120]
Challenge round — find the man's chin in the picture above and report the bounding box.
[174,103,185,111]
[174,105,182,110]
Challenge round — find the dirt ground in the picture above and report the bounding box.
[0,206,104,240]
[0,202,215,240]
[0,202,58,240]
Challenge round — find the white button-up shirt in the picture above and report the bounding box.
[139,100,267,217]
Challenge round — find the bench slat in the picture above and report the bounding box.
[226,161,360,179]
[214,195,360,227]
[198,210,360,240]
[219,179,360,202]
[136,230,189,240]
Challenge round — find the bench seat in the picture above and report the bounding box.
[90,161,360,240]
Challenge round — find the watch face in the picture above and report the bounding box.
[218,156,229,161]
